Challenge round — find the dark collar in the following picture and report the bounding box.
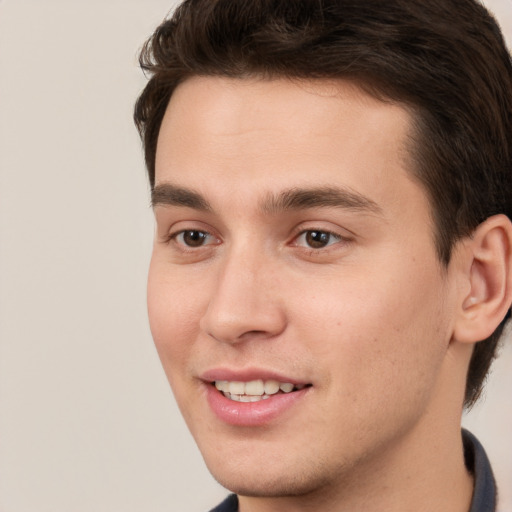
[463,429,497,512]
[209,493,238,512]
[210,430,497,512]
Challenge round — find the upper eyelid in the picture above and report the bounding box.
[171,227,213,237]
[291,224,353,240]
[296,228,342,237]
[163,220,218,240]
[292,229,345,247]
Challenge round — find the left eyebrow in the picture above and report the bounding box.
[151,184,212,211]
[260,186,383,216]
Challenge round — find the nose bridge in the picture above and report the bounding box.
[200,240,285,343]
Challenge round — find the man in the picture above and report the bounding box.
[134,1,512,510]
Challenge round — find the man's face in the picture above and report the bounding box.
[149,77,461,497]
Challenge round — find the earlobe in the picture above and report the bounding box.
[453,214,512,344]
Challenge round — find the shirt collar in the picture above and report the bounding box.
[463,429,497,512]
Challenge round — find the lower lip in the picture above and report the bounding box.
[205,384,310,426]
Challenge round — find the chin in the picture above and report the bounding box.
[204,453,337,499]
[214,474,327,499]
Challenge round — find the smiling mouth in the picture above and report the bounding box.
[213,379,311,402]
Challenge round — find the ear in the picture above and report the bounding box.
[453,214,512,344]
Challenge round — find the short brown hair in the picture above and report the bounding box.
[134,0,512,407]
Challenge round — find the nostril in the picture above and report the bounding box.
[239,329,273,340]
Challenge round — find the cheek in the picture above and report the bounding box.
[295,261,449,398]
[147,256,206,377]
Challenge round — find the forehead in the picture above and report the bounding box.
[154,76,422,218]
[157,76,411,157]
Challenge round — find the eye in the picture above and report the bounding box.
[174,230,215,248]
[295,230,342,249]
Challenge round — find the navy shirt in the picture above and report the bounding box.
[210,494,238,512]
[209,430,496,512]
[464,429,497,512]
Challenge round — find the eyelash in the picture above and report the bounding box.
[166,228,347,251]
[292,229,345,250]
[166,229,218,249]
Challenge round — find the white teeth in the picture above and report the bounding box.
[214,379,304,400]
[223,392,273,402]
[228,381,245,395]
[215,380,229,392]
[245,380,264,395]
[279,383,294,393]
[264,380,280,395]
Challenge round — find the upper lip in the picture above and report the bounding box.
[199,367,310,385]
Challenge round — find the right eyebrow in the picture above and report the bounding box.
[151,184,212,211]
[261,186,383,216]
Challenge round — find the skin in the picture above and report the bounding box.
[149,77,477,511]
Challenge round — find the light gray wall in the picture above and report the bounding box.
[0,1,510,511]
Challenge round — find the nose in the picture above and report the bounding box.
[199,246,287,344]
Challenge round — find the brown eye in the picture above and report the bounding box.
[179,230,210,247]
[304,230,335,249]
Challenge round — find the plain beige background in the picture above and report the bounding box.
[0,1,511,511]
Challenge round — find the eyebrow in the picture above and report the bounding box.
[151,184,212,211]
[261,186,382,215]
[151,183,382,216]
